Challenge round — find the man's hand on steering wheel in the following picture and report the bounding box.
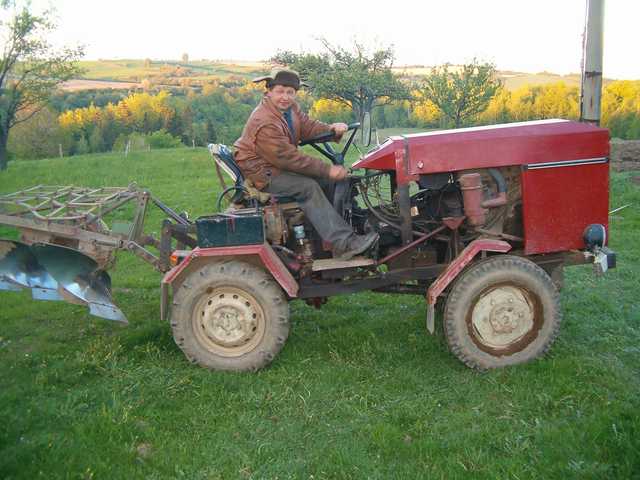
[299,122,359,147]
[328,165,348,181]
[330,123,349,136]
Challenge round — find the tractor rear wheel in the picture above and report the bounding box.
[443,255,561,370]
[171,260,290,371]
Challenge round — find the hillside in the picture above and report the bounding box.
[68,59,611,92]
[73,59,268,86]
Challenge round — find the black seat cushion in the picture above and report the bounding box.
[214,144,298,206]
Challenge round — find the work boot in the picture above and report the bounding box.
[334,232,379,260]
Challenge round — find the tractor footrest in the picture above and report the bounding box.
[312,256,375,272]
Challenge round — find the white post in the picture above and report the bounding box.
[58,144,63,158]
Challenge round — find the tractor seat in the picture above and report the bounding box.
[207,144,297,205]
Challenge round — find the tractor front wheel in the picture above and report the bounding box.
[171,260,290,371]
[443,255,561,370]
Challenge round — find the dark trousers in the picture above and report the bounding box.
[265,172,354,251]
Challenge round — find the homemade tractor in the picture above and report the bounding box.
[0,119,616,371]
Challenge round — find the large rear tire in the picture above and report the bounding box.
[171,260,290,371]
[443,255,561,370]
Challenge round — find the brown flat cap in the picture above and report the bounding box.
[253,68,309,90]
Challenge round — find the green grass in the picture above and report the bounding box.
[1,149,639,479]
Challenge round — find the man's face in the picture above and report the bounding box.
[267,84,297,111]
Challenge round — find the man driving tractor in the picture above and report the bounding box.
[233,68,379,260]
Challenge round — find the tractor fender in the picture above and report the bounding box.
[160,243,298,321]
[425,239,511,334]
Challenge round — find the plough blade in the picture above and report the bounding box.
[32,244,127,324]
[0,240,127,324]
[0,240,62,301]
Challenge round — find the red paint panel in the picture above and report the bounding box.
[352,137,399,171]
[162,244,299,297]
[353,120,609,174]
[522,163,610,255]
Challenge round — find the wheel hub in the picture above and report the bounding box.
[194,287,263,354]
[471,286,534,349]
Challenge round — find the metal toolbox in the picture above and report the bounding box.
[195,213,264,248]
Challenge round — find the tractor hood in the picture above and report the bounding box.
[352,119,610,173]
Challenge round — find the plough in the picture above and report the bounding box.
[0,184,195,323]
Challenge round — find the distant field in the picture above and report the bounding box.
[395,66,585,89]
[61,79,141,91]
[70,59,608,92]
[77,59,268,83]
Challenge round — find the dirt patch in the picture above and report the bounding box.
[61,79,140,91]
[610,139,640,172]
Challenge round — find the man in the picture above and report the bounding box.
[233,69,378,260]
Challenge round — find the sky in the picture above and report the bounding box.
[9,0,639,79]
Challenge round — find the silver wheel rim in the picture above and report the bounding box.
[192,286,265,357]
[470,285,535,349]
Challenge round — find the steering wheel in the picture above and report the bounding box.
[299,123,361,219]
[299,122,360,149]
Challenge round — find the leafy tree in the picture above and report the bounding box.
[420,59,501,128]
[411,92,441,127]
[309,98,353,124]
[271,40,410,121]
[147,129,182,149]
[8,107,68,159]
[88,126,105,152]
[0,2,84,169]
[477,88,512,125]
[75,135,89,155]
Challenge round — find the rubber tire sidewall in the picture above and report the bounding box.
[444,255,561,370]
[171,260,290,371]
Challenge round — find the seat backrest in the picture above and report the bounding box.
[207,144,245,185]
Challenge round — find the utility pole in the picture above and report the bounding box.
[580,0,605,125]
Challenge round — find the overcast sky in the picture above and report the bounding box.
[9,0,638,79]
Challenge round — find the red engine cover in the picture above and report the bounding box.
[353,119,610,255]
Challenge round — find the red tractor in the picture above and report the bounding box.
[0,119,616,372]
[163,118,615,371]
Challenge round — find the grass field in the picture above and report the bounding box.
[1,148,639,479]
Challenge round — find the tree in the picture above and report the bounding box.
[0,3,83,169]
[270,40,410,121]
[181,53,189,63]
[7,107,68,159]
[420,59,501,128]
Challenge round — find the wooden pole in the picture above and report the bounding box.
[580,0,605,125]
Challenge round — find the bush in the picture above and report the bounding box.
[75,136,90,155]
[147,129,183,149]
[112,132,148,152]
[8,108,70,159]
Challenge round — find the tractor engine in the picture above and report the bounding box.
[354,165,520,268]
